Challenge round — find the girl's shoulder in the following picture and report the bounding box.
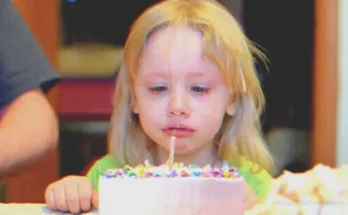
[86,154,122,191]
[227,157,274,201]
[96,154,122,168]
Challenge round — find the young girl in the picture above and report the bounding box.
[45,0,274,213]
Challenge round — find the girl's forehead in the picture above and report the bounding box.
[139,26,219,78]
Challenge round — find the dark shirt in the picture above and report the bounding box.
[0,0,59,110]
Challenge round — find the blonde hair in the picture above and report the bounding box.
[109,0,274,173]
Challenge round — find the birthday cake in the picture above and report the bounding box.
[99,161,245,215]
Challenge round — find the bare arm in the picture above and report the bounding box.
[0,88,58,177]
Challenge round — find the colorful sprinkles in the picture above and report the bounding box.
[101,160,241,179]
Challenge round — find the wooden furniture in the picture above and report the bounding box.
[311,0,338,167]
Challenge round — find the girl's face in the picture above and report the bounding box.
[133,26,234,164]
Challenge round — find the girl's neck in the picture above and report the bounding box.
[153,141,220,168]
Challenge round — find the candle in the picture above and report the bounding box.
[167,136,176,172]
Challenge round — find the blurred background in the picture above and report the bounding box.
[2,0,345,204]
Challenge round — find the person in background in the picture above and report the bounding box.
[0,0,60,177]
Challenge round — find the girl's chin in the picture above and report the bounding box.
[172,144,198,156]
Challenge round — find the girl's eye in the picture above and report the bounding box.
[191,86,210,93]
[148,86,167,93]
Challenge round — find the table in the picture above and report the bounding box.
[0,203,98,215]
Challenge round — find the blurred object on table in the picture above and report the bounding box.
[246,164,348,214]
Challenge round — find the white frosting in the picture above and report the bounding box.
[99,177,244,215]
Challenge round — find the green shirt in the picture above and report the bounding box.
[87,155,273,201]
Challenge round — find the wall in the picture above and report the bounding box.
[336,0,348,166]
[219,0,243,23]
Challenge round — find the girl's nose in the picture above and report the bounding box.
[167,92,190,117]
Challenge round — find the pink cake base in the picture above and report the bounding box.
[99,177,244,215]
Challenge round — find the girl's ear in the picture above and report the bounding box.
[226,92,236,116]
[133,100,139,114]
[226,103,236,116]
